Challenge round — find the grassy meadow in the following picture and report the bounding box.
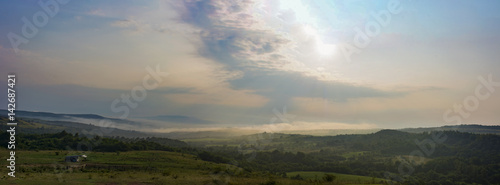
[0,148,386,185]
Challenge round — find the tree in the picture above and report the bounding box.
[291,174,303,180]
[323,173,336,182]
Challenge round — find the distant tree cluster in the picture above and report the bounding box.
[0,130,178,152]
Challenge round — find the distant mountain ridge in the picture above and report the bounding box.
[0,109,137,124]
[0,116,150,138]
[141,115,213,124]
[0,109,103,119]
[399,124,500,134]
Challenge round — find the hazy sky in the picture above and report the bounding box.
[1,0,500,131]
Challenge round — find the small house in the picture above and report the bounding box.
[65,155,87,162]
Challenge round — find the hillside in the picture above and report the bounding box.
[187,130,500,184]
[0,116,149,138]
[400,124,500,134]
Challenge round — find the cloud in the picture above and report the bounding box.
[240,121,379,132]
[230,71,403,104]
[0,45,157,89]
[175,0,257,28]
[174,0,296,72]
[111,19,139,27]
[87,9,106,17]
[110,19,149,35]
[168,0,419,124]
[169,0,357,86]
[173,0,399,96]
[290,87,458,128]
[154,87,200,94]
[142,115,213,124]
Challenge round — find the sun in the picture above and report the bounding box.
[317,43,337,57]
[303,25,337,58]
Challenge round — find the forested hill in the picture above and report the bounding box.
[0,130,189,151]
[0,116,150,138]
[399,124,500,134]
[196,130,500,184]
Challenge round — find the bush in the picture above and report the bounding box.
[323,173,336,182]
[261,179,277,185]
[291,174,303,180]
[162,171,170,176]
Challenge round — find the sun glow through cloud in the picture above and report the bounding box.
[251,0,341,78]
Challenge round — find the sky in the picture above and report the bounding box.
[1,0,500,132]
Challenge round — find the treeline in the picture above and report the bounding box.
[0,130,217,165]
[0,130,180,152]
[406,156,500,184]
[109,136,188,148]
[203,147,392,175]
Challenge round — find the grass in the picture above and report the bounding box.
[341,151,367,159]
[396,155,431,165]
[0,149,238,184]
[0,148,389,184]
[286,171,387,184]
[182,137,235,143]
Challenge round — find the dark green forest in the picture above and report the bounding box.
[200,130,500,184]
[2,127,500,184]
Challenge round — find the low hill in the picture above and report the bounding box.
[399,124,500,134]
[0,116,149,138]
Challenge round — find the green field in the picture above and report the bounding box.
[0,149,245,185]
[0,149,389,184]
[286,171,386,184]
[341,151,367,159]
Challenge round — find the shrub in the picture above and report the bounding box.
[323,173,336,182]
[291,174,303,180]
